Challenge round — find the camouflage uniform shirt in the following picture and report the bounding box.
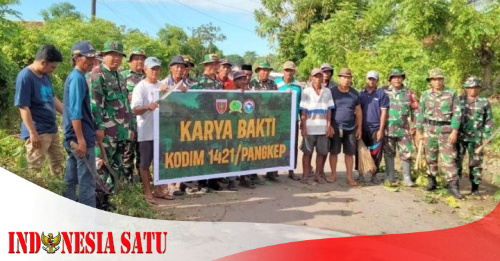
[121,69,145,102]
[192,74,223,89]
[458,95,494,142]
[383,86,414,138]
[88,64,135,141]
[415,87,461,133]
[249,78,278,90]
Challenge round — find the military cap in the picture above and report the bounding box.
[254,61,273,72]
[71,41,97,57]
[463,76,482,88]
[426,68,445,81]
[338,68,353,77]
[169,55,186,67]
[388,68,405,80]
[182,55,195,67]
[283,61,297,70]
[200,54,220,64]
[128,47,147,61]
[101,40,126,57]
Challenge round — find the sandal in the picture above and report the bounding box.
[145,197,158,205]
[154,193,175,200]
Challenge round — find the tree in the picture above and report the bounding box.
[224,54,245,67]
[40,2,84,21]
[243,51,258,65]
[190,23,226,53]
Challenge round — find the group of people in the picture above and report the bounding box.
[14,40,494,211]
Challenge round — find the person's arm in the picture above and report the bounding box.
[448,91,462,144]
[300,110,307,137]
[483,100,495,141]
[355,104,362,140]
[415,92,426,143]
[53,96,63,114]
[68,76,87,156]
[377,91,389,141]
[19,107,41,148]
[88,73,106,143]
[131,83,158,116]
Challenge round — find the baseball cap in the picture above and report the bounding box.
[311,68,323,76]
[232,70,247,80]
[320,63,333,72]
[145,57,161,68]
[220,59,232,66]
[366,70,379,80]
[169,55,186,67]
[71,41,97,57]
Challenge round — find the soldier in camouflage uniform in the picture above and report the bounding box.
[415,68,463,199]
[120,47,146,182]
[182,55,196,86]
[382,69,418,186]
[250,61,280,181]
[191,54,223,90]
[456,76,494,195]
[88,41,135,190]
[191,54,224,191]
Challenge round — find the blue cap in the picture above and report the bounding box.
[145,57,161,68]
[71,41,97,57]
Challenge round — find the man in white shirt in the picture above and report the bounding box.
[131,57,174,204]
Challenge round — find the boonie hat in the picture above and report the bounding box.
[338,68,353,77]
[200,54,220,64]
[426,68,445,81]
[255,61,273,72]
[388,68,406,80]
[463,76,482,88]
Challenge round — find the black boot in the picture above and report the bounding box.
[425,176,437,191]
[471,182,479,195]
[448,180,463,199]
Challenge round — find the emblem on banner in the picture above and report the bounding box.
[41,232,61,254]
[229,100,243,113]
[216,99,228,114]
[243,99,255,114]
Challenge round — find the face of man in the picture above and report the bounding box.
[389,76,404,89]
[366,77,378,89]
[129,55,145,73]
[338,75,352,88]
[234,77,247,89]
[243,70,252,84]
[145,66,161,82]
[465,86,480,98]
[283,68,295,82]
[205,62,219,76]
[322,70,333,82]
[183,64,192,78]
[219,64,231,78]
[430,78,444,90]
[311,74,323,88]
[103,52,123,71]
[75,56,96,73]
[41,61,60,75]
[170,64,185,80]
[258,68,270,81]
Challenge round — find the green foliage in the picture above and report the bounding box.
[40,2,84,21]
[224,54,245,67]
[109,183,156,219]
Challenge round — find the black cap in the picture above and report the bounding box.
[169,55,186,67]
[241,64,252,71]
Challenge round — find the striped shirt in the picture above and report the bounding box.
[299,86,335,135]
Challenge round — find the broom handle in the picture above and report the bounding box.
[415,139,423,170]
[474,127,500,154]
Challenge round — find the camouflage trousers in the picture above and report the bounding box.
[423,129,458,181]
[383,134,413,161]
[97,138,127,190]
[456,140,483,184]
[122,133,140,182]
